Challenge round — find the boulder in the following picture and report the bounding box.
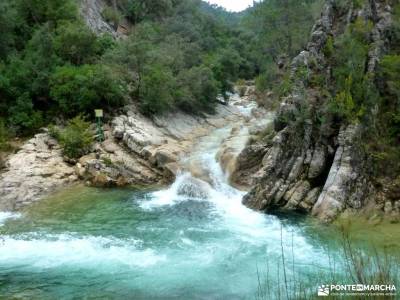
[102,140,119,154]
[0,133,78,210]
[308,147,326,179]
[176,176,211,200]
[152,149,178,167]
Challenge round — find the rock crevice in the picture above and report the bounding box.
[238,0,396,222]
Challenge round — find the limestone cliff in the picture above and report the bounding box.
[236,0,399,222]
[80,0,130,38]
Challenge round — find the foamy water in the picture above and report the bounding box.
[0,234,165,269]
[0,95,335,299]
[137,109,325,265]
[0,211,21,226]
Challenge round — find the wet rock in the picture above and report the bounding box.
[384,201,393,214]
[92,172,113,187]
[217,146,236,176]
[164,163,180,181]
[176,177,211,200]
[230,144,268,188]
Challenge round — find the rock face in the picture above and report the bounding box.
[0,133,78,211]
[0,95,254,210]
[80,0,131,38]
[111,103,244,183]
[76,139,163,188]
[312,125,371,221]
[238,0,395,222]
[80,0,118,37]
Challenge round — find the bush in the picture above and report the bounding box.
[323,35,334,59]
[380,55,400,138]
[54,21,98,65]
[176,65,219,113]
[328,17,377,124]
[50,64,126,116]
[8,93,43,134]
[139,64,176,116]
[52,115,94,159]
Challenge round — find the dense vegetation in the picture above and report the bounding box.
[325,2,400,176]
[0,0,121,136]
[0,0,324,140]
[2,0,397,169]
[241,0,324,94]
[274,0,400,177]
[373,3,400,175]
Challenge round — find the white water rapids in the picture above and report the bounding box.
[0,96,335,299]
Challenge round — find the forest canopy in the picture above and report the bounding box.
[0,0,323,135]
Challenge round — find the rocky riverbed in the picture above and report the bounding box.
[0,87,268,211]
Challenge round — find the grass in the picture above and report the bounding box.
[255,225,400,300]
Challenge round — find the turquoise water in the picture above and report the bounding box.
[0,106,398,299]
[0,185,339,299]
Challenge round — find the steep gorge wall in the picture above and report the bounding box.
[236,0,398,222]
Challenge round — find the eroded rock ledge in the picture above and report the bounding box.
[0,97,252,211]
[0,134,78,210]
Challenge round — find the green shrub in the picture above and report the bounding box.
[54,21,98,65]
[50,64,126,116]
[176,65,219,113]
[255,64,280,93]
[102,156,114,168]
[139,64,176,116]
[323,35,334,59]
[275,72,293,98]
[257,123,276,144]
[328,16,376,124]
[379,55,400,138]
[330,76,356,121]
[8,93,44,134]
[53,115,94,159]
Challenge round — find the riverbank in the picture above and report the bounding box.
[0,86,267,211]
[0,91,398,299]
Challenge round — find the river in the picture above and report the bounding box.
[0,97,398,299]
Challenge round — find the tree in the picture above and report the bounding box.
[242,0,323,70]
[176,65,219,113]
[126,0,174,24]
[14,0,77,27]
[54,21,98,65]
[0,2,18,59]
[8,93,43,134]
[50,64,126,116]
[139,64,176,115]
